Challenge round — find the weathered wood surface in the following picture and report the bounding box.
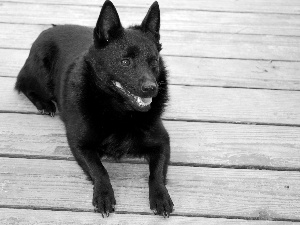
[1,113,300,168]
[2,209,299,225]
[1,23,300,61]
[2,2,300,36]
[2,77,300,125]
[1,0,300,223]
[1,157,300,220]
[4,0,300,14]
[2,49,300,90]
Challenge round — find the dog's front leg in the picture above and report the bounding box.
[70,145,116,217]
[148,143,174,217]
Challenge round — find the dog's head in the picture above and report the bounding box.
[86,0,165,112]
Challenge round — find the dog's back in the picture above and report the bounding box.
[15,25,93,113]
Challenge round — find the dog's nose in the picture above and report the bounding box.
[141,81,157,96]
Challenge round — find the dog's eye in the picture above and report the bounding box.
[121,59,131,67]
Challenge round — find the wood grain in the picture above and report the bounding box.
[2,49,300,90]
[2,2,300,36]
[3,0,300,14]
[2,77,300,125]
[2,208,299,225]
[1,23,300,61]
[1,157,300,219]
[0,113,300,168]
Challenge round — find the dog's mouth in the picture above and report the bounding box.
[113,81,152,111]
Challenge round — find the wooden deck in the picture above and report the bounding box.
[1,0,300,224]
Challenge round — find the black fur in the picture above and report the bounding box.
[15,0,173,217]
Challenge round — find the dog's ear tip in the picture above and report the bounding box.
[103,0,115,8]
[94,0,121,43]
[151,1,159,9]
[141,1,160,34]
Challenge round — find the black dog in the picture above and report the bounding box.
[15,0,173,217]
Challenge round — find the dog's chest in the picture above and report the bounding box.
[99,124,147,158]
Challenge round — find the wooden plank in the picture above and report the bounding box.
[0,49,28,78]
[1,113,300,169]
[1,157,300,220]
[162,31,300,61]
[2,77,300,125]
[2,49,299,90]
[2,209,299,225]
[0,23,50,49]
[2,49,300,90]
[1,23,300,61]
[2,2,300,36]
[167,57,300,90]
[3,0,300,14]
[166,85,300,125]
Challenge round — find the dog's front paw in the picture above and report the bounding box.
[93,182,116,217]
[149,183,174,217]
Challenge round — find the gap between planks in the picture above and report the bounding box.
[1,208,300,225]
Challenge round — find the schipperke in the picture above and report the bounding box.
[15,0,173,218]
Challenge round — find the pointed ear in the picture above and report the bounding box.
[141,1,160,41]
[94,0,122,43]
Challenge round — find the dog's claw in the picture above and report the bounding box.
[163,211,169,218]
[38,109,56,117]
[93,201,114,218]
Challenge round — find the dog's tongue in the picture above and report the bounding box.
[141,97,152,104]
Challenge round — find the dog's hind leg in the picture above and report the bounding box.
[15,45,57,116]
[16,62,56,116]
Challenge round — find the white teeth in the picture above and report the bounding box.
[135,97,152,106]
[113,81,152,108]
[115,81,123,90]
